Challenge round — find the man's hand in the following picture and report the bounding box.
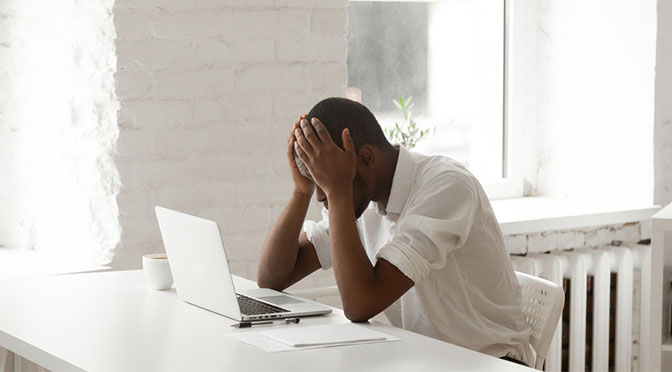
[288,115,314,196]
[293,117,356,198]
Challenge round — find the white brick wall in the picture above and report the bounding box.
[507,221,649,256]
[110,0,671,294]
[0,0,667,289]
[112,0,347,293]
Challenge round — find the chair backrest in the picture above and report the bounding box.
[515,271,565,370]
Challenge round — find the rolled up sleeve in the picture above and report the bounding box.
[376,177,476,284]
[302,208,332,270]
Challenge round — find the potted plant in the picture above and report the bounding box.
[384,97,435,149]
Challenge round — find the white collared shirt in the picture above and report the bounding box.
[303,146,534,365]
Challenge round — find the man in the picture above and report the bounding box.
[257,97,533,365]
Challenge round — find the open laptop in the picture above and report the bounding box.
[155,206,332,322]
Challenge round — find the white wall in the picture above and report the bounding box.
[655,0,672,206]
[0,0,119,264]
[111,0,670,280]
[0,0,668,283]
[112,0,346,291]
[518,0,657,206]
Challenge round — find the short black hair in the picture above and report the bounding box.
[306,97,392,151]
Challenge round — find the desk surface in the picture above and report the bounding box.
[0,270,532,371]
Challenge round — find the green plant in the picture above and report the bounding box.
[384,97,435,149]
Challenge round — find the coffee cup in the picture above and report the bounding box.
[142,253,174,290]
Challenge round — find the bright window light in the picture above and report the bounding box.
[0,0,120,264]
[347,0,505,183]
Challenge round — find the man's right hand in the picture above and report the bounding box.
[288,115,314,195]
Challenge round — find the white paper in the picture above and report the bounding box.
[227,324,400,353]
[263,323,388,347]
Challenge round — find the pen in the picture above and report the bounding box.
[231,317,301,328]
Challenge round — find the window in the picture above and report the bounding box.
[347,0,521,198]
[348,0,657,205]
[0,2,119,262]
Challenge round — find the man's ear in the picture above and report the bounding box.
[357,145,375,167]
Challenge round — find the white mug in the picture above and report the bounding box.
[143,253,174,290]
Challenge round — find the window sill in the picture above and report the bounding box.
[0,249,109,279]
[491,196,660,235]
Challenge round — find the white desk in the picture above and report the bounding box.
[0,270,533,371]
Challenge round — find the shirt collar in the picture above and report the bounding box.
[376,146,415,219]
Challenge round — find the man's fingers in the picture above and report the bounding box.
[300,118,322,148]
[294,127,314,158]
[289,119,301,143]
[294,140,311,164]
[287,136,297,159]
[342,128,355,154]
[293,116,302,130]
[310,118,333,145]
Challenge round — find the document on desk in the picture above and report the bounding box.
[228,323,400,353]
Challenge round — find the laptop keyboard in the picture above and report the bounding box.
[237,294,290,316]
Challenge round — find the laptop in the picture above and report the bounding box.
[155,206,332,322]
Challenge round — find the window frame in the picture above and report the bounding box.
[347,0,523,200]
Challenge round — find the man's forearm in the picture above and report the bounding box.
[257,189,312,289]
[327,191,379,318]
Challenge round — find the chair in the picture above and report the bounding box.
[515,271,565,370]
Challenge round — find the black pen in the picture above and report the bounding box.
[231,317,301,328]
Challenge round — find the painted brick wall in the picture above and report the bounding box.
[112,0,346,291]
[505,221,648,255]
[111,0,671,294]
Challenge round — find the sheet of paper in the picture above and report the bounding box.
[262,323,388,347]
[227,323,400,353]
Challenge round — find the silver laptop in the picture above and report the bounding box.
[155,206,332,322]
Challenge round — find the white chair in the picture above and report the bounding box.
[515,271,565,370]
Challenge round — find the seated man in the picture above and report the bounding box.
[257,97,533,365]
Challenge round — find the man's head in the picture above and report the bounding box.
[294,97,396,218]
[306,97,392,152]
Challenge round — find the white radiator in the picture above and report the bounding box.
[512,244,647,372]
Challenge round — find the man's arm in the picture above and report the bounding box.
[257,192,321,291]
[293,118,414,321]
[328,190,414,321]
[256,117,322,291]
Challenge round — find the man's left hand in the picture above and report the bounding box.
[293,117,356,198]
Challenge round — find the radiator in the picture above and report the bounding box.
[512,244,649,372]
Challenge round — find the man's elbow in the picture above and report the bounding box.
[256,271,285,292]
[343,305,377,323]
[256,277,272,289]
[345,313,371,323]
